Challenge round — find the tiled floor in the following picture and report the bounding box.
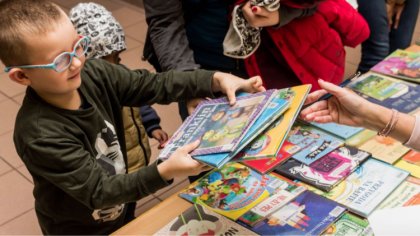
[0,0,418,234]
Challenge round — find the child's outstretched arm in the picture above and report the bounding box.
[211,72,266,105]
[157,140,212,180]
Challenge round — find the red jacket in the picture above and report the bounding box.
[242,0,370,91]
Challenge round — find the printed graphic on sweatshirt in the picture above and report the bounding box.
[92,120,126,222]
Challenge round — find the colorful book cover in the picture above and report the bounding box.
[347,72,420,114]
[154,204,256,236]
[345,129,376,147]
[275,145,370,192]
[159,90,275,158]
[395,159,420,178]
[323,213,373,236]
[240,85,311,159]
[371,49,420,83]
[238,190,346,236]
[305,159,409,217]
[238,174,306,226]
[239,140,301,174]
[402,150,420,166]
[376,176,420,209]
[287,122,344,165]
[358,135,410,164]
[308,122,364,140]
[178,163,280,220]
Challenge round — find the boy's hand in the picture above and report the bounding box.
[151,129,169,149]
[186,98,206,115]
[157,140,213,181]
[212,72,265,105]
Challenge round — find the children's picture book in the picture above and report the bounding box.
[238,190,346,236]
[376,176,420,209]
[239,85,311,159]
[371,49,420,83]
[178,163,282,220]
[239,140,301,174]
[287,122,344,165]
[323,213,373,236]
[238,174,306,226]
[154,204,256,236]
[344,129,376,147]
[305,158,409,217]
[307,122,364,140]
[275,145,370,192]
[395,158,420,178]
[347,72,420,114]
[159,90,275,158]
[402,150,420,166]
[358,135,410,164]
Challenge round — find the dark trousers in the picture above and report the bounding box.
[357,0,419,73]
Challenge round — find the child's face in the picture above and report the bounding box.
[18,14,86,96]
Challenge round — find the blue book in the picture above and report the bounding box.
[194,89,289,168]
[288,122,344,165]
[238,190,346,235]
[309,122,364,140]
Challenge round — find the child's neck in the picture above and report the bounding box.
[38,90,82,110]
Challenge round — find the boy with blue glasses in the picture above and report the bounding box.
[0,0,264,234]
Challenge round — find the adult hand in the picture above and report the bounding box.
[242,1,280,28]
[151,129,169,149]
[212,72,265,105]
[157,140,213,181]
[300,79,374,127]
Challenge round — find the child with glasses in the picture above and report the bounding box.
[0,0,264,234]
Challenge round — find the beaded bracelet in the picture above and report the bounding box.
[377,109,399,137]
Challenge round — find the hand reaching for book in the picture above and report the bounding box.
[211,72,265,105]
[157,140,213,181]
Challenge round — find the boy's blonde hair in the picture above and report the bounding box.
[0,0,64,66]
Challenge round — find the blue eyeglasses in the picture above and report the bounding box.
[4,36,90,73]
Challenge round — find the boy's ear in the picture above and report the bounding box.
[8,68,31,86]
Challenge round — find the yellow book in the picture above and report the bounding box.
[395,159,420,178]
[359,135,410,164]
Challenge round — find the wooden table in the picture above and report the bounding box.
[112,194,191,235]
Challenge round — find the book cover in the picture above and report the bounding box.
[240,85,311,159]
[376,176,420,209]
[287,122,344,165]
[154,204,256,236]
[344,129,376,147]
[178,163,280,220]
[275,145,370,192]
[159,90,275,158]
[238,174,306,226]
[347,72,420,114]
[239,140,301,174]
[238,190,346,236]
[308,122,364,140]
[323,213,373,236]
[358,135,410,164]
[371,49,420,83]
[402,150,420,166]
[305,158,409,217]
[395,159,420,178]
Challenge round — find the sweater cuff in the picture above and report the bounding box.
[136,160,173,194]
[404,115,420,152]
[146,124,162,137]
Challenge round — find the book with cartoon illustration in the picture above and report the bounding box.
[275,145,370,192]
[238,174,306,227]
[346,72,420,114]
[154,204,256,236]
[371,49,420,83]
[358,135,410,164]
[158,90,275,158]
[304,158,409,217]
[238,190,346,236]
[287,122,344,165]
[239,85,311,160]
[376,176,420,209]
[323,212,373,236]
[238,140,301,174]
[178,163,283,220]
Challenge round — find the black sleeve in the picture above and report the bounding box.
[275,5,318,28]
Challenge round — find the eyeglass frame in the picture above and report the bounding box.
[4,36,90,73]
